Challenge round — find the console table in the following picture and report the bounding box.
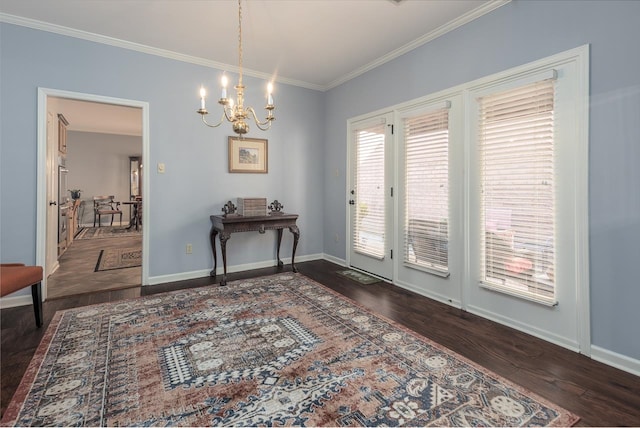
[209,213,300,285]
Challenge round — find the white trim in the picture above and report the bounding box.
[322,253,347,267]
[466,303,580,352]
[574,45,591,356]
[1,2,511,92]
[467,45,588,92]
[37,88,151,298]
[0,13,322,92]
[394,278,462,309]
[0,294,33,309]
[346,44,590,359]
[463,44,591,354]
[591,345,640,378]
[325,0,511,90]
[147,253,325,286]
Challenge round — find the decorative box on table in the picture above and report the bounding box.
[237,197,267,216]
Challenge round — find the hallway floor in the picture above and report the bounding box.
[47,230,141,299]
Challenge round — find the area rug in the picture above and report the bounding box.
[94,247,141,272]
[1,273,579,427]
[337,269,380,284]
[75,226,141,240]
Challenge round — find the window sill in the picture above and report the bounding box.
[404,261,450,278]
[479,281,557,307]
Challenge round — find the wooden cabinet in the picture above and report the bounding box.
[68,199,81,244]
[58,200,81,257]
[58,113,69,154]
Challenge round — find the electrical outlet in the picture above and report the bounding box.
[186,243,192,254]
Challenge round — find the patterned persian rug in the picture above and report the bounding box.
[1,273,579,427]
[76,226,141,240]
[94,247,142,272]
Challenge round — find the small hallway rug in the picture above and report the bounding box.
[337,269,380,284]
[1,273,579,427]
[94,247,142,272]
[76,226,141,240]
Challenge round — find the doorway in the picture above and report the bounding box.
[36,88,150,300]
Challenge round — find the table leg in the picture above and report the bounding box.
[209,228,218,277]
[220,232,230,286]
[276,229,284,268]
[126,205,135,230]
[289,225,300,273]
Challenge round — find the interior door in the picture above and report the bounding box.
[45,111,58,277]
[348,113,394,279]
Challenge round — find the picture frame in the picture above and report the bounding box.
[228,137,268,173]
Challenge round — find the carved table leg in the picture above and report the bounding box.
[289,225,300,273]
[276,229,284,268]
[220,231,230,286]
[209,228,218,277]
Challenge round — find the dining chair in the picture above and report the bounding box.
[93,195,123,227]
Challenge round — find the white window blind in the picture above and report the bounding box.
[479,79,556,302]
[353,123,386,259]
[403,107,449,273]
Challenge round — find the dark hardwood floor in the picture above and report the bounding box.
[2,259,639,426]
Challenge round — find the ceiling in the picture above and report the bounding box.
[53,97,143,136]
[2,0,508,134]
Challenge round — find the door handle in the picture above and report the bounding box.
[49,201,57,206]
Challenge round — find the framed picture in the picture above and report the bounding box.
[228,137,268,173]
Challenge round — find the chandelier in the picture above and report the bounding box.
[197,0,275,136]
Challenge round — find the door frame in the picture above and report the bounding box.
[36,88,150,300]
[342,46,590,355]
[346,111,395,281]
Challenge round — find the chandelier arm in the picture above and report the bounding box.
[201,111,227,128]
[246,107,274,129]
[222,105,236,123]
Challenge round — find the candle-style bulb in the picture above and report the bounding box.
[267,82,274,105]
[199,86,206,110]
[221,75,228,99]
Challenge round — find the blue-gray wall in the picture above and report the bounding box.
[324,0,640,361]
[2,0,639,363]
[0,22,325,279]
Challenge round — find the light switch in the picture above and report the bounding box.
[157,163,165,174]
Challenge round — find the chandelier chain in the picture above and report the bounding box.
[238,0,243,86]
[196,0,274,135]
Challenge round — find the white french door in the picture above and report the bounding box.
[348,113,394,280]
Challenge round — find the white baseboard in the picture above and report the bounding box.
[147,253,325,286]
[394,278,462,309]
[591,345,640,377]
[322,253,347,267]
[0,294,33,309]
[466,303,580,352]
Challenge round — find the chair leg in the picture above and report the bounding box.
[94,214,97,227]
[31,282,43,328]
[110,214,114,226]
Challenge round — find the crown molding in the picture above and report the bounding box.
[0,12,325,92]
[324,0,511,90]
[2,1,510,92]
